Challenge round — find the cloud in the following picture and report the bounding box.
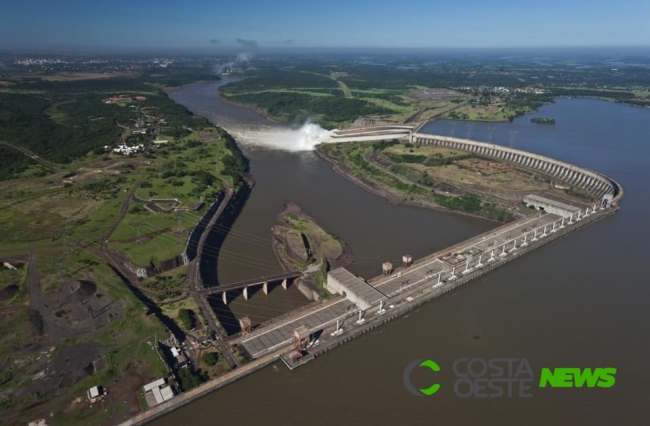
[286,39,293,44]
[209,38,219,44]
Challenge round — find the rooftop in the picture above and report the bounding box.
[523,194,582,213]
[328,268,386,306]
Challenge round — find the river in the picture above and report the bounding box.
[169,80,493,333]
[162,85,650,425]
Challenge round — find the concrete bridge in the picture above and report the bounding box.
[196,271,303,305]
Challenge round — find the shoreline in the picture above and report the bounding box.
[217,89,285,125]
[315,148,504,224]
[272,201,355,271]
[163,79,222,93]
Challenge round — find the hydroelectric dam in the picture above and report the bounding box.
[122,124,623,426]
[239,124,622,364]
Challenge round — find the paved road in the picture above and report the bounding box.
[184,185,239,368]
[0,140,57,171]
[102,175,145,248]
[239,211,589,360]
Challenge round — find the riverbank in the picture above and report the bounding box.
[163,79,221,93]
[315,146,511,223]
[272,202,355,270]
[217,90,284,125]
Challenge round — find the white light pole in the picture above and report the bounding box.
[489,250,495,262]
[476,254,484,268]
[532,229,538,241]
[331,319,344,336]
[500,244,507,257]
[522,234,529,247]
[560,217,565,229]
[541,225,547,238]
[450,267,457,280]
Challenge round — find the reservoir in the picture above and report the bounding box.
[163,85,649,425]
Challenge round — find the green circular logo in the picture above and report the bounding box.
[403,359,441,396]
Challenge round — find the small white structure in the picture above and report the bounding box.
[523,194,581,218]
[143,378,175,408]
[87,385,105,403]
[113,144,144,155]
[2,262,17,270]
[142,378,166,393]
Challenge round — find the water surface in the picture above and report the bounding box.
[161,91,650,425]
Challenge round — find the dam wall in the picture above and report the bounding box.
[412,133,624,203]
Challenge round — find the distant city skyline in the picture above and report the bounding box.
[2,0,650,51]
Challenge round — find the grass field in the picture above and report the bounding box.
[283,213,343,262]
[318,141,518,222]
[159,293,208,330]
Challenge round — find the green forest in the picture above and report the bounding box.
[0,67,219,179]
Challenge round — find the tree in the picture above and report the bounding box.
[201,352,219,367]
[177,308,196,330]
[177,368,204,391]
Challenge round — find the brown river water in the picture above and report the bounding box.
[159,80,650,426]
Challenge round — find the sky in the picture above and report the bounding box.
[1,0,649,51]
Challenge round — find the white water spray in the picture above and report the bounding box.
[232,121,332,152]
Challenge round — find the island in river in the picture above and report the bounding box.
[272,202,354,292]
[531,117,556,125]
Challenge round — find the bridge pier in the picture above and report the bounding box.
[263,281,268,295]
[282,279,287,290]
[243,286,249,300]
[222,291,227,305]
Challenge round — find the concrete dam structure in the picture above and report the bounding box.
[412,133,623,203]
[122,124,626,426]
[327,124,623,204]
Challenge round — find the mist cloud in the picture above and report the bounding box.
[214,38,259,73]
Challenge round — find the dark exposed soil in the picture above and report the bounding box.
[0,283,18,301]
